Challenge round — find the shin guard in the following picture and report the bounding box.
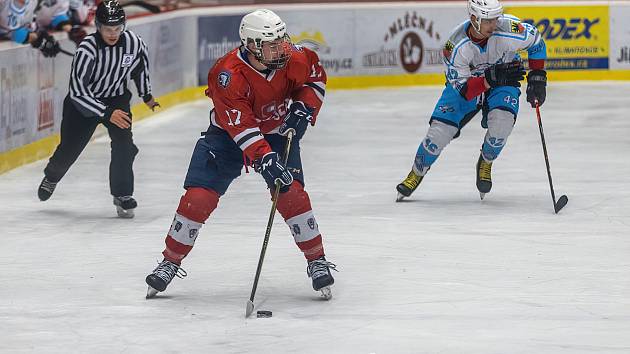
[276,182,325,261]
[162,187,219,263]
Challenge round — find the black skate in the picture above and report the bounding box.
[113,196,137,218]
[145,259,187,298]
[476,154,493,200]
[396,169,424,202]
[307,256,337,300]
[38,177,58,201]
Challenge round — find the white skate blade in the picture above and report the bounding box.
[320,286,332,300]
[479,192,486,200]
[396,192,406,202]
[146,286,159,299]
[116,206,135,219]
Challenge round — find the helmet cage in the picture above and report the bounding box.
[245,33,292,70]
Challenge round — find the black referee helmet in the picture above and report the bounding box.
[95,0,126,27]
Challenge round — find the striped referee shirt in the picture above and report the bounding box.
[69,30,152,118]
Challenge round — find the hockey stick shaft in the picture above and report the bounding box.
[122,0,161,13]
[535,102,557,202]
[246,132,294,316]
[59,48,75,57]
[535,101,567,213]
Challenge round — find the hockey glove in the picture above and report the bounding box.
[526,69,547,108]
[32,31,60,58]
[254,152,294,187]
[278,101,314,140]
[484,61,525,88]
[68,26,87,47]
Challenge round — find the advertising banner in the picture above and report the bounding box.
[506,5,610,70]
[197,15,243,85]
[278,9,355,77]
[610,4,630,69]
[132,17,188,97]
[354,7,463,76]
[0,47,58,153]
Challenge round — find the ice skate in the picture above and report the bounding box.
[113,196,137,218]
[145,259,187,298]
[476,154,493,200]
[38,177,58,201]
[307,256,337,300]
[396,170,424,202]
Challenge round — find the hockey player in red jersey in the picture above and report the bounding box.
[145,9,336,299]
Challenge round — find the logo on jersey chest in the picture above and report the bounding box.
[259,99,290,123]
[121,54,134,67]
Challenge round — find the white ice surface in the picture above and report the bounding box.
[1,83,629,354]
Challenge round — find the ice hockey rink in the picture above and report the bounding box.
[1,83,629,353]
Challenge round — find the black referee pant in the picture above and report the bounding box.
[44,91,139,197]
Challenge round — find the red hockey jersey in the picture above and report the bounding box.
[206,46,327,162]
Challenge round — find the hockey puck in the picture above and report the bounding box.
[256,310,272,318]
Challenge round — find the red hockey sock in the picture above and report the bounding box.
[162,187,219,263]
[276,182,325,261]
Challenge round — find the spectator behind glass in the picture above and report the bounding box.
[0,0,60,57]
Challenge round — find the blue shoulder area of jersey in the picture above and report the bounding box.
[528,39,547,60]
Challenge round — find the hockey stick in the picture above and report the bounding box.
[122,0,161,13]
[245,131,294,318]
[59,47,75,57]
[535,101,568,214]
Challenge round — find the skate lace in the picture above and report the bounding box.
[404,171,421,189]
[307,259,338,279]
[153,260,187,283]
[479,160,492,181]
[40,179,57,193]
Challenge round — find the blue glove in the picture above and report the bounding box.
[254,152,293,187]
[278,101,313,140]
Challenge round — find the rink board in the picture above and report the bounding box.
[2,1,630,173]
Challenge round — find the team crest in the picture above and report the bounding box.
[307,218,316,230]
[122,54,134,67]
[292,224,301,236]
[443,40,454,59]
[218,71,231,88]
[511,21,525,34]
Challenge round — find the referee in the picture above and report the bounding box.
[37,0,159,218]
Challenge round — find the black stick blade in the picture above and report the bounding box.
[554,195,568,214]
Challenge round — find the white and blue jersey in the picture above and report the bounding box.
[443,14,546,94]
[431,14,547,128]
[36,0,91,29]
[0,0,37,43]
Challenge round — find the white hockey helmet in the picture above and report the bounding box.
[239,9,292,69]
[468,0,503,32]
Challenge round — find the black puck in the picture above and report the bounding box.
[256,310,272,318]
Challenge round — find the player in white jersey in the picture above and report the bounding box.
[396,0,547,201]
[0,0,60,56]
[35,0,90,46]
